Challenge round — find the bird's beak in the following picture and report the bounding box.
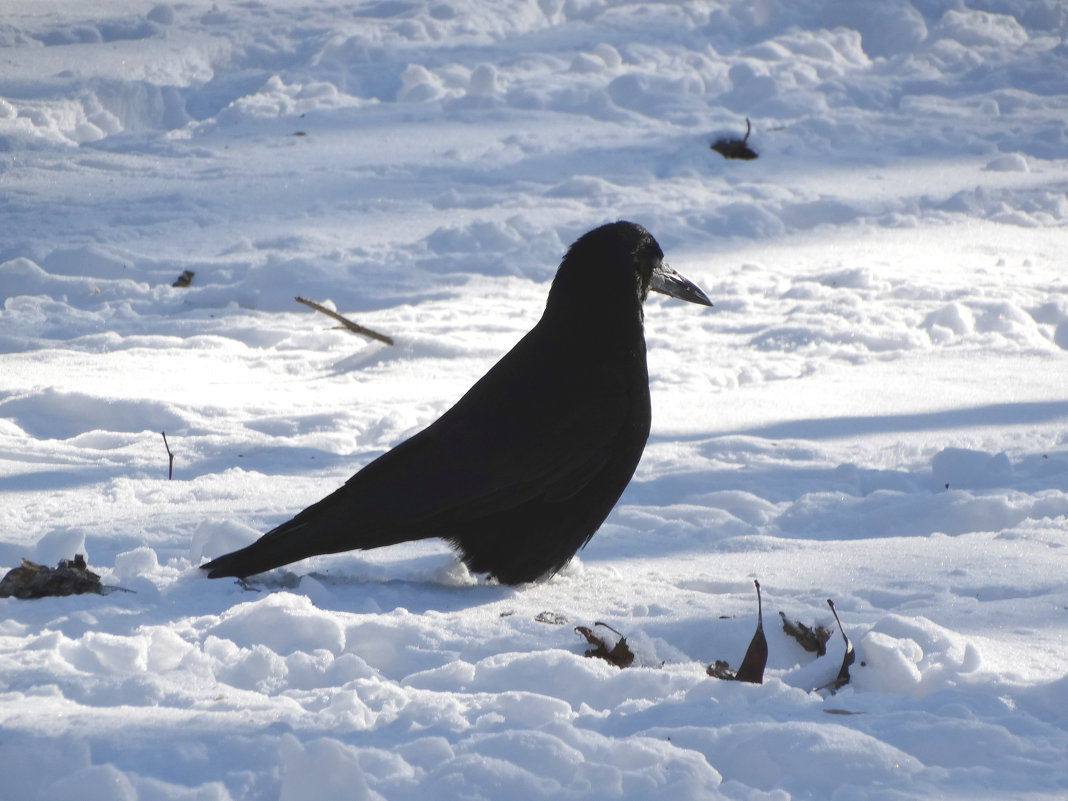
[650,262,713,306]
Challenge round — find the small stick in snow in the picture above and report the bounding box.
[162,431,174,480]
[294,296,394,346]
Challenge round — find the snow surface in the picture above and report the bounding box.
[1,0,1067,799]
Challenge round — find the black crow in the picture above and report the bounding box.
[202,221,711,584]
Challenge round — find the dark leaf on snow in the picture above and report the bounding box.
[707,579,768,684]
[707,661,738,680]
[734,580,767,683]
[0,554,102,599]
[817,598,855,693]
[711,118,758,160]
[575,622,635,669]
[172,270,195,288]
[779,611,832,656]
[536,611,569,625]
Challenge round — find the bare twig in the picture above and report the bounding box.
[295,296,394,346]
[161,432,174,480]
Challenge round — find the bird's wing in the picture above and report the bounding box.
[438,366,630,516]
[343,333,639,533]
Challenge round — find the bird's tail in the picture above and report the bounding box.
[200,485,412,579]
[200,517,324,578]
[200,533,300,579]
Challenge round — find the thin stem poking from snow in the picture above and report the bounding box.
[295,296,394,346]
[161,431,174,480]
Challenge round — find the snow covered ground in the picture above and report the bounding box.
[1,0,1066,798]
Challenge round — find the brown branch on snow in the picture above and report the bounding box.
[294,296,394,346]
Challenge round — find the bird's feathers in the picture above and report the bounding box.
[201,221,708,584]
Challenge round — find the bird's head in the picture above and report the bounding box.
[547,221,711,322]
